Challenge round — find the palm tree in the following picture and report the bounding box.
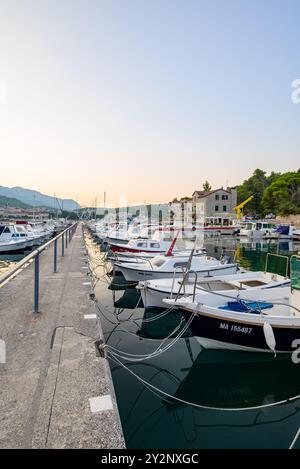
[203,180,212,192]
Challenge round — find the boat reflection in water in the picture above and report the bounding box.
[108,273,133,291]
[137,307,193,340]
[113,287,144,309]
[168,350,300,410]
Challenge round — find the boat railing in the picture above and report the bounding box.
[189,270,199,302]
[0,222,78,314]
[171,268,198,302]
[264,252,289,279]
[170,266,188,299]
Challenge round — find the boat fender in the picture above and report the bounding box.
[263,322,276,356]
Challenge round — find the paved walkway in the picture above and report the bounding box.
[0,223,125,449]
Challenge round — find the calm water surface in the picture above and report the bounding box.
[84,234,300,449]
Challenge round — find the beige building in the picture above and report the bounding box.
[192,187,237,220]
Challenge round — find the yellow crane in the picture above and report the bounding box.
[234,194,255,220]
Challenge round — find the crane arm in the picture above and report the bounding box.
[234,194,255,220]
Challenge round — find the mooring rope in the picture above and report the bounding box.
[107,352,300,412]
[102,314,195,362]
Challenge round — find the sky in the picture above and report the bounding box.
[0,0,300,207]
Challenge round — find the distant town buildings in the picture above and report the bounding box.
[0,206,50,219]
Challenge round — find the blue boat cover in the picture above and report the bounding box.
[276,225,289,235]
[219,301,273,313]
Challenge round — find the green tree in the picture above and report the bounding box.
[203,181,212,192]
[237,168,281,216]
[262,172,300,215]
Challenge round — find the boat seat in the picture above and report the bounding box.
[219,301,273,314]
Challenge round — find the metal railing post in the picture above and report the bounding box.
[69,228,71,243]
[62,233,65,257]
[66,230,68,249]
[54,239,57,273]
[34,253,40,313]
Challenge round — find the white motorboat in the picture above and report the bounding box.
[292,229,300,241]
[138,271,291,309]
[0,223,30,252]
[16,222,46,246]
[239,220,276,239]
[0,239,27,254]
[14,224,34,248]
[95,222,118,242]
[163,256,300,353]
[107,248,206,265]
[115,254,238,283]
[108,228,186,254]
[106,223,160,246]
[102,222,129,245]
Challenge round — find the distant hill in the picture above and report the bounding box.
[0,195,32,209]
[0,186,80,211]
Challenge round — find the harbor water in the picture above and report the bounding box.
[85,234,300,449]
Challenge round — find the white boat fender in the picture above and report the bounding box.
[263,322,276,356]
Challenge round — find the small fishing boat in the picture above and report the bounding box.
[15,222,46,246]
[107,248,206,266]
[0,224,30,252]
[138,271,291,309]
[14,224,34,249]
[106,223,160,246]
[163,258,300,353]
[108,231,175,254]
[115,254,238,283]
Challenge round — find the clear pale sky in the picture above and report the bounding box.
[0,0,299,207]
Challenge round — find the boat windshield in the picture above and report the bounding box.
[15,226,25,233]
[241,222,254,230]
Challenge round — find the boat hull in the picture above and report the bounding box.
[119,264,237,283]
[181,309,300,353]
[111,244,164,254]
[140,285,185,308]
[141,279,291,309]
[0,242,26,254]
[106,236,130,246]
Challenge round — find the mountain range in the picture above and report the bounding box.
[0,195,32,209]
[0,186,80,211]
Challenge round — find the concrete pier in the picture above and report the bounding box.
[0,223,125,449]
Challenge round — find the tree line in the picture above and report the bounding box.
[237,168,300,216]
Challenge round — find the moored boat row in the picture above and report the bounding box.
[0,219,70,254]
[87,215,300,355]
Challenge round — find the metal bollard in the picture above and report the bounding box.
[62,233,65,257]
[54,239,57,273]
[34,253,40,313]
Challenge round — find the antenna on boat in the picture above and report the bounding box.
[165,229,180,257]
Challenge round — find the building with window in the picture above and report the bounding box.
[192,187,237,221]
